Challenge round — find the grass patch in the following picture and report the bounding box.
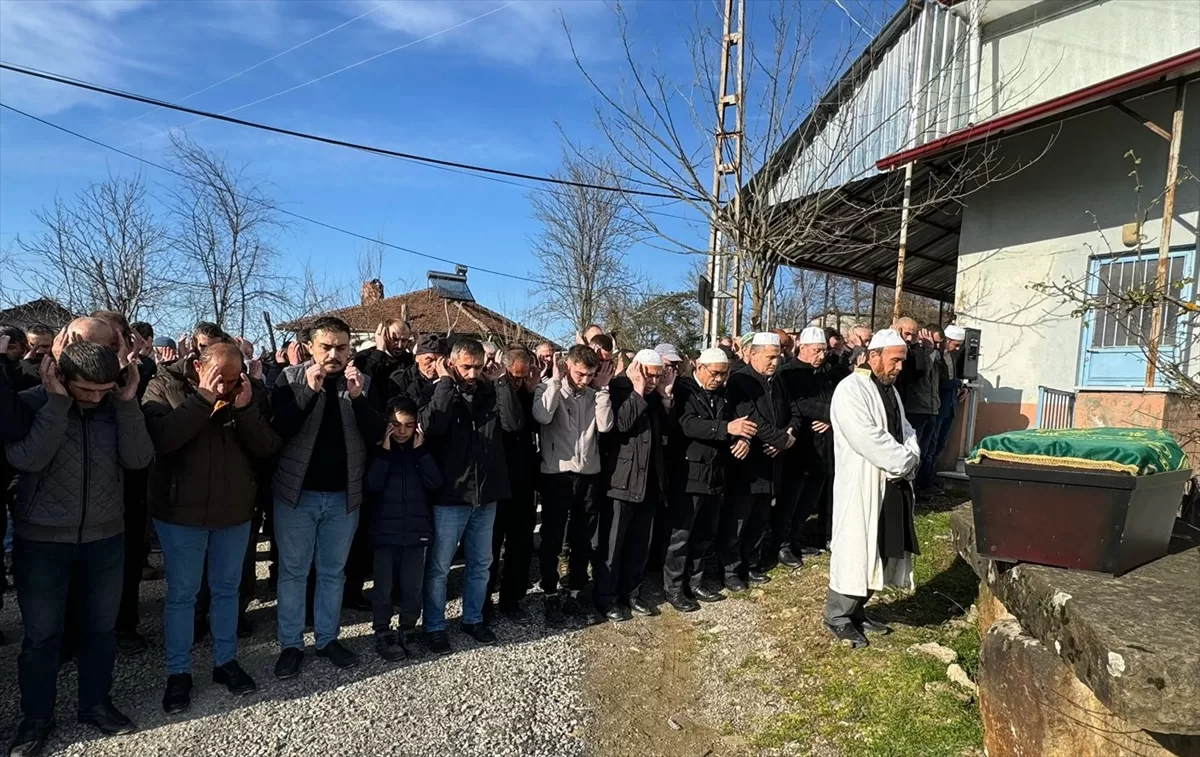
[747,489,984,757]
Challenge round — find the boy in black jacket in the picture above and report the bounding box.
[365,397,442,661]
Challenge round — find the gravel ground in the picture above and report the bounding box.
[0,544,591,757]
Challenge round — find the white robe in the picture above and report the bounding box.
[828,369,923,598]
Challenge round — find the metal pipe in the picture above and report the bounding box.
[1145,82,1187,386]
[893,161,916,321]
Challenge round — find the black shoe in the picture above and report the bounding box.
[724,577,748,593]
[629,597,655,617]
[77,700,136,736]
[161,673,193,715]
[341,593,371,613]
[543,596,566,627]
[666,592,700,613]
[115,630,147,656]
[825,622,869,649]
[499,604,533,626]
[213,661,257,696]
[799,546,825,558]
[748,570,772,586]
[426,630,452,656]
[9,718,54,757]
[692,585,725,603]
[375,633,407,662]
[274,647,304,680]
[604,605,631,623]
[315,640,359,670]
[236,615,254,639]
[560,594,581,616]
[859,618,893,635]
[461,622,497,645]
[777,547,803,570]
[581,605,604,626]
[402,628,424,658]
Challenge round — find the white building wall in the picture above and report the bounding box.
[978,0,1200,120]
[956,82,1200,410]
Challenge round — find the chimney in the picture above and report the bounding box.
[361,279,384,306]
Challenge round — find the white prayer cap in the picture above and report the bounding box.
[654,343,682,363]
[868,329,907,350]
[697,347,729,365]
[944,324,966,341]
[633,348,664,367]
[798,326,827,345]
[751,332,780,347]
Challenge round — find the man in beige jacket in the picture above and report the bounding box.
[533,344,615,626]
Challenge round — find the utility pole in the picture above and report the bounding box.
[703,0,746,345]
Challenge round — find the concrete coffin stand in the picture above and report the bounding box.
[949,505,1200,757]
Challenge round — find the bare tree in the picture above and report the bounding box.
[528,150,643,333]
[167,132,285,336]
[16,173,172,319]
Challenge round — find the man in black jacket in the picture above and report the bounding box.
[663,348,756,612]
[390,333,443,409]
[352,319,414,410]
[595,349,673,622]
[420,339,523,654]
[0,332,35,641]
[721,332,796,592]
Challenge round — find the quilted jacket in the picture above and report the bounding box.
[6,387,155,544]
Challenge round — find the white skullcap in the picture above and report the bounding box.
[633,348,664,367]
[751,332,780,347]
[799,326,827,345]
[697,347,729,365]
[868,328,907,350]
[944,324,966,341]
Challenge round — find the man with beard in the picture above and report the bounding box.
[142,342,281,714]
[721,333,794,592]
[353,320,414,407]
[892,317,941,495]
[390,333,444,408]
[663,348,754,612]
[825,329,921,649]
[775,327,838,569]
[270,317,384,678]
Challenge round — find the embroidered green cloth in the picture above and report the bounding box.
[968,427,1190,476]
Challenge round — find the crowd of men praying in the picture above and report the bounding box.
[0,311,968,756]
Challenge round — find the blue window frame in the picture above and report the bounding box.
[1078,247,1195,387]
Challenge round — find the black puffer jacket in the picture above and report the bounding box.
[365,441,441,548]
[353,347,413,411]
[601,377,669,504]
[420,377,524,506]
[725,365,793,496]
[390,363,438,408]
[668,376,733,495]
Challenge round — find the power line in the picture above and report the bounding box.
[0,61,700,201]
[0,101,551,287]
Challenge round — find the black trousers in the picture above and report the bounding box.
[344,498,373,600]
[116,469,150,634]
[490,484,537,609]
[771,472,827,554]
[825,588,874,628]
[371,545,425,633]
[662,492,722,595]
[718,493,772,582]
[594,499,655,609]
[538,473,600,596]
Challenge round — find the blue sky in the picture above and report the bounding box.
[0,0,892,338]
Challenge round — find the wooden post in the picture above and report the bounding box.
[1145,83,1186,387]
[870,281,879,329]
[893,161,915,322]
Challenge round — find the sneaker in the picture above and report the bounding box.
[777,547,803,570]
[315,640,359,670]
[115,630,147,656]
[161,673,193,715]
[461,622,497,645]
[375,633,407,662]
[77,699,136,736]
[426,630,453,656]
[824,621,869,649]
[799,546,825,558]
[543,595,566,627]
[9,718,54,757]
[213,660,257,696]
[274,647,304,680]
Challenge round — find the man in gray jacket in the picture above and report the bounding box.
[532,344,614,626]
[6,341,153,757]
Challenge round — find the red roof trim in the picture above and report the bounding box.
[877,48,1200,171]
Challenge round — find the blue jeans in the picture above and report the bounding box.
[154,519,252,674]
[274,491,359,649]
[424,503,496,633]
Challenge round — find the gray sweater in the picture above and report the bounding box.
[6,387,154,544]
[533,378,614,475]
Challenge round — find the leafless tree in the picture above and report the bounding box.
[567,0,1047,331]
[167,132,286,336]
[15,173,172,319]
[528,150,643,333]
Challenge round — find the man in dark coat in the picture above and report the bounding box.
[0,331,35,642]
[721,332,795,592]
[390,333,444,409]
[663,348,755,612]
[352,319,415,411]
[419,339,524,654]
[595,349,673,622]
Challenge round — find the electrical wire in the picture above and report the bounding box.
[0,61,700,201]
[0,101,552,287]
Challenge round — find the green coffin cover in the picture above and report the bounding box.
[968,427,1190,476]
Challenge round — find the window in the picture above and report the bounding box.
[1078,248,1194,387]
